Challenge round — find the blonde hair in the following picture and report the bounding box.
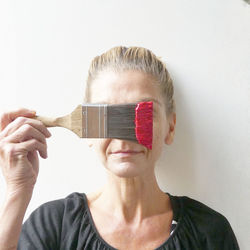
[84,46,176,115]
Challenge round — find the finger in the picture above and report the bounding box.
[27,150,39,172]
[1,116,51,139]
[18,138,48,159]
[6,123,47,146]
[0,108,36,132]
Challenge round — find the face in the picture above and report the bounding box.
[87,70,176,178]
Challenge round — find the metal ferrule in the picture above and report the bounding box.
[82,104,108,138]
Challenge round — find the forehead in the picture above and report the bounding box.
[89,70,162,104]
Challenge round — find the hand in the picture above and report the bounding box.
[0,108,51,195]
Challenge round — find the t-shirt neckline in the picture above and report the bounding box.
[82,192,183,250]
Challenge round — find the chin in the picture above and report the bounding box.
[107,162,143,178]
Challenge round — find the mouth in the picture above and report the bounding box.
[110,150,143,156]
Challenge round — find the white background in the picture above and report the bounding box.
[0,0,249,248]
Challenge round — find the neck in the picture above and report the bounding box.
[92,169,171,225]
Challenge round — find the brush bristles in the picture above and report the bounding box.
[107,103,137,141]
[81,102,153,148]
[135,102,153,149]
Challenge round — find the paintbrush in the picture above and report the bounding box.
[34,102,153,149]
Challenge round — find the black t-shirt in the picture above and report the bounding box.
[17,192,239,250]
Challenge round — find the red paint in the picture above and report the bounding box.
[135,101,153,149]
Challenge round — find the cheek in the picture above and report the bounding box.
[152,116,167,150]
[152,131,164,152]
[93,139,111,158]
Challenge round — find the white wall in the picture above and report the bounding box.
[0,0,249,248]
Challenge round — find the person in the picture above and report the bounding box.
[0,46,239,250]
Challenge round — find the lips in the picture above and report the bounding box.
[112,150,139,154]
[110,150,142,156]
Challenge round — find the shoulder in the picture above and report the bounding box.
[175,195,231,232]
[18,192,88,249]
[30,192,85,211]
[22,192,87,227]
[29,192,87,220]
[181,196,228,224]
[169,194,239,249]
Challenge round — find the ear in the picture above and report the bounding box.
[165,113,176,145]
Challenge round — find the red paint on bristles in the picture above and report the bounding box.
[135,101,153,149]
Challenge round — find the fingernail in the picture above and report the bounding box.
[29,110,36,115]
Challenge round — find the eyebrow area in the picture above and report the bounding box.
[90,98,162,106]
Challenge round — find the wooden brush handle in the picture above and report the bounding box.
[34,115,71,129]
[33,105,83,137]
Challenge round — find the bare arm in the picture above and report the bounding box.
[0,189,33,250]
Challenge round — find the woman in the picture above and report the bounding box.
[0,46,239,249]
